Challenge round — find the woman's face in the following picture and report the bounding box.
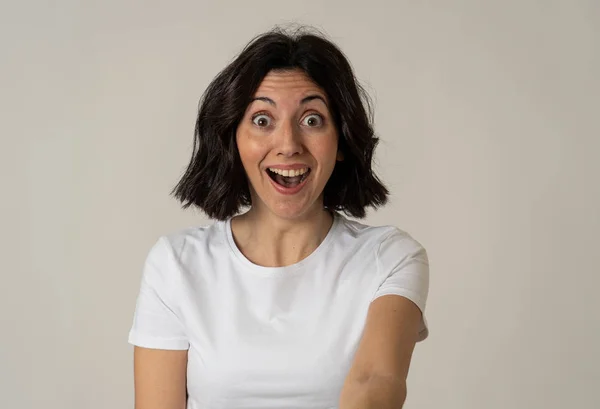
[236,69,342,220]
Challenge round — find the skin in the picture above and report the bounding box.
[133,69,421,409]
[232,69,343,267]
[338,295,422,409]
[133,348,187,409]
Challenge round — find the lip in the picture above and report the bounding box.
[265,163,310,170]
[266,168,311,195]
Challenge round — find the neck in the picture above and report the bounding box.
[230,206,334,268]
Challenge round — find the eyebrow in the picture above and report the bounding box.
[251,94,328,107]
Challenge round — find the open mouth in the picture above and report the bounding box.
[266,167,311,189]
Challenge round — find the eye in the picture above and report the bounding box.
[252,113,272,128]
[301,113,323,127]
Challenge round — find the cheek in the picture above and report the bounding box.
[236,133,267,171]
[311,133,339,167]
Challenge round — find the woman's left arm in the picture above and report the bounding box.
[338,294,422,409]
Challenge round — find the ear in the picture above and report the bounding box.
[336,150,344,161]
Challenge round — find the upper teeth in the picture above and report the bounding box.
[269,167,309,177]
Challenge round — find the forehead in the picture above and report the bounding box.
[254,70,326,99]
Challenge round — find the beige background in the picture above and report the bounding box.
[1,1,598,408]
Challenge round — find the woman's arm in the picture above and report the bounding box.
[133,346,188,409]
[339,295,422,409]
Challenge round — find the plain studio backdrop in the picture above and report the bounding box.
[1,1,598,408]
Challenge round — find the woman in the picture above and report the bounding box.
[128,27,429,409]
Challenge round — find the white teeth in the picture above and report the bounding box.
[268,167,309,177]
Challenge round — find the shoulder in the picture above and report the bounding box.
[334,214,428,273]
[376,227,428,265]
[336,214,425,253]
[160,221,226,260]
[143,221,228,278]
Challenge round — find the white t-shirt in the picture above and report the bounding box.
[128,212,429,409]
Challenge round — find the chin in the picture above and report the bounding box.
[248,178,326,221]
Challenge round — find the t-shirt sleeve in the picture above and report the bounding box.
[372,229,430,342]
[128,237,190,350]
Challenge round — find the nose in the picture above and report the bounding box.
[276,120,303,157]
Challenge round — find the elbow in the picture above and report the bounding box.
[340,374,407,409]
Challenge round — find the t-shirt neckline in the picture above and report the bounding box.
[224,212,342,276]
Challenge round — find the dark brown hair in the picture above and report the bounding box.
[172,26,388,220]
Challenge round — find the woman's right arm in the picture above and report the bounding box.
[133,346,188,409]
[130,238,190,408]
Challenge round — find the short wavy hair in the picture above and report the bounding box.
[171,26,388,220]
